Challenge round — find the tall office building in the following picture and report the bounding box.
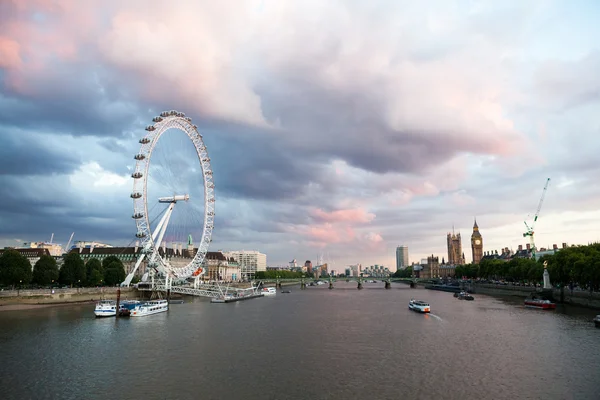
[396,245,409,271]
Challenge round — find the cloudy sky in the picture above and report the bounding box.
[1,0,599,270]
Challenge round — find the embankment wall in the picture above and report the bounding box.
[471,284,600,309]
[0,287,138,306]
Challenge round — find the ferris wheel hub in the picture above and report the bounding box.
[158,194,190,203]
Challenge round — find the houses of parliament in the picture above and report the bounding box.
[415,220,483,279]
[447,219,483,265]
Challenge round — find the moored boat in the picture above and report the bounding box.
[593,315,600,328]
[409,299,430,313]
[130,299,169,317]
[94,300,117,317]
[524,295,556,310]
[262,287,277,296]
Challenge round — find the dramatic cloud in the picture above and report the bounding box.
[1,0,599,269]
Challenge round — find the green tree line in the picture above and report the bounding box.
[0,250,128,288]
[450,243,600,290]
[255,270,306,279]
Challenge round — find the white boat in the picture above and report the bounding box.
[594,315,600,328]
[130,299,169,317]
[94,300,117,317]
[261,287,277,296]
[409,299,431,313]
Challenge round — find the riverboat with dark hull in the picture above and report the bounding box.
[594,315,600,328]
[454,291,474,301]
[524,295,556,310]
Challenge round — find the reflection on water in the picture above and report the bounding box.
[1,283,599,400]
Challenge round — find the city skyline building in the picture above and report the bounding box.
[447,229,465,265]
[396,245,409,271]
[471,219,483,264]
[223,250,267,280]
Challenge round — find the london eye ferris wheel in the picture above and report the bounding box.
[122,110,215,286]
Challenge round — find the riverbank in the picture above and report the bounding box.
[470,284,600,310]
[0,287,137,311]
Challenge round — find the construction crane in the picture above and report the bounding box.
[523,178,551,260]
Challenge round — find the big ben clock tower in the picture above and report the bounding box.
[471,218,483,264]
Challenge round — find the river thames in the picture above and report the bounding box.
[1,282,599,400]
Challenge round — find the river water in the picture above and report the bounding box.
[1,282,599,400]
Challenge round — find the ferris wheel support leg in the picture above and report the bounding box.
[152,204,175,243]
[121,253,147,287]
[150,202,176,277]
[154,203,176,257]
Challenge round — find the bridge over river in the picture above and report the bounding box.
[137,276,432,299]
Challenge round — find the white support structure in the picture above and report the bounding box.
[122,200,178,287]
[148,201,177,274]
[138,281,259,299]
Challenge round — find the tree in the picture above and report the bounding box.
[85,258,104,286]
[393,267,413,278]
[32,255,59,286]
[104,261,126,286]
[255,270,304,279]
[88,269,104,286]
[0,249,32,288]
[59,252,86,286]
[102,256,124,271]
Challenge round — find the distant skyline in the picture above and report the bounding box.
[1,1,600,269]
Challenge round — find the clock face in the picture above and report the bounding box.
[475,240,481,245]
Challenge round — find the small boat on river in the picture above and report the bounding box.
[456,291,474,301]
[594,315,600,328]
[409,299,430,313]
[94,300,117,317]
[262,287,277,296]
[524,294,556,310]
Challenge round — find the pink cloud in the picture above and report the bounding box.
[311,207,375,223]
[305,224,356,244]
[0,37,22,68]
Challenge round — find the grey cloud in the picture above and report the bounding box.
[0,65,144,139]
[0,130,81,176]
[255,77,478,176]
[207,129,326,201]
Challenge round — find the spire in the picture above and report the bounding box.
[473,217,478,230]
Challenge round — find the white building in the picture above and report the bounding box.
[396,245,409,271]
[223,250,267,280]
[25,242,65,257]
[75,241,113,249]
